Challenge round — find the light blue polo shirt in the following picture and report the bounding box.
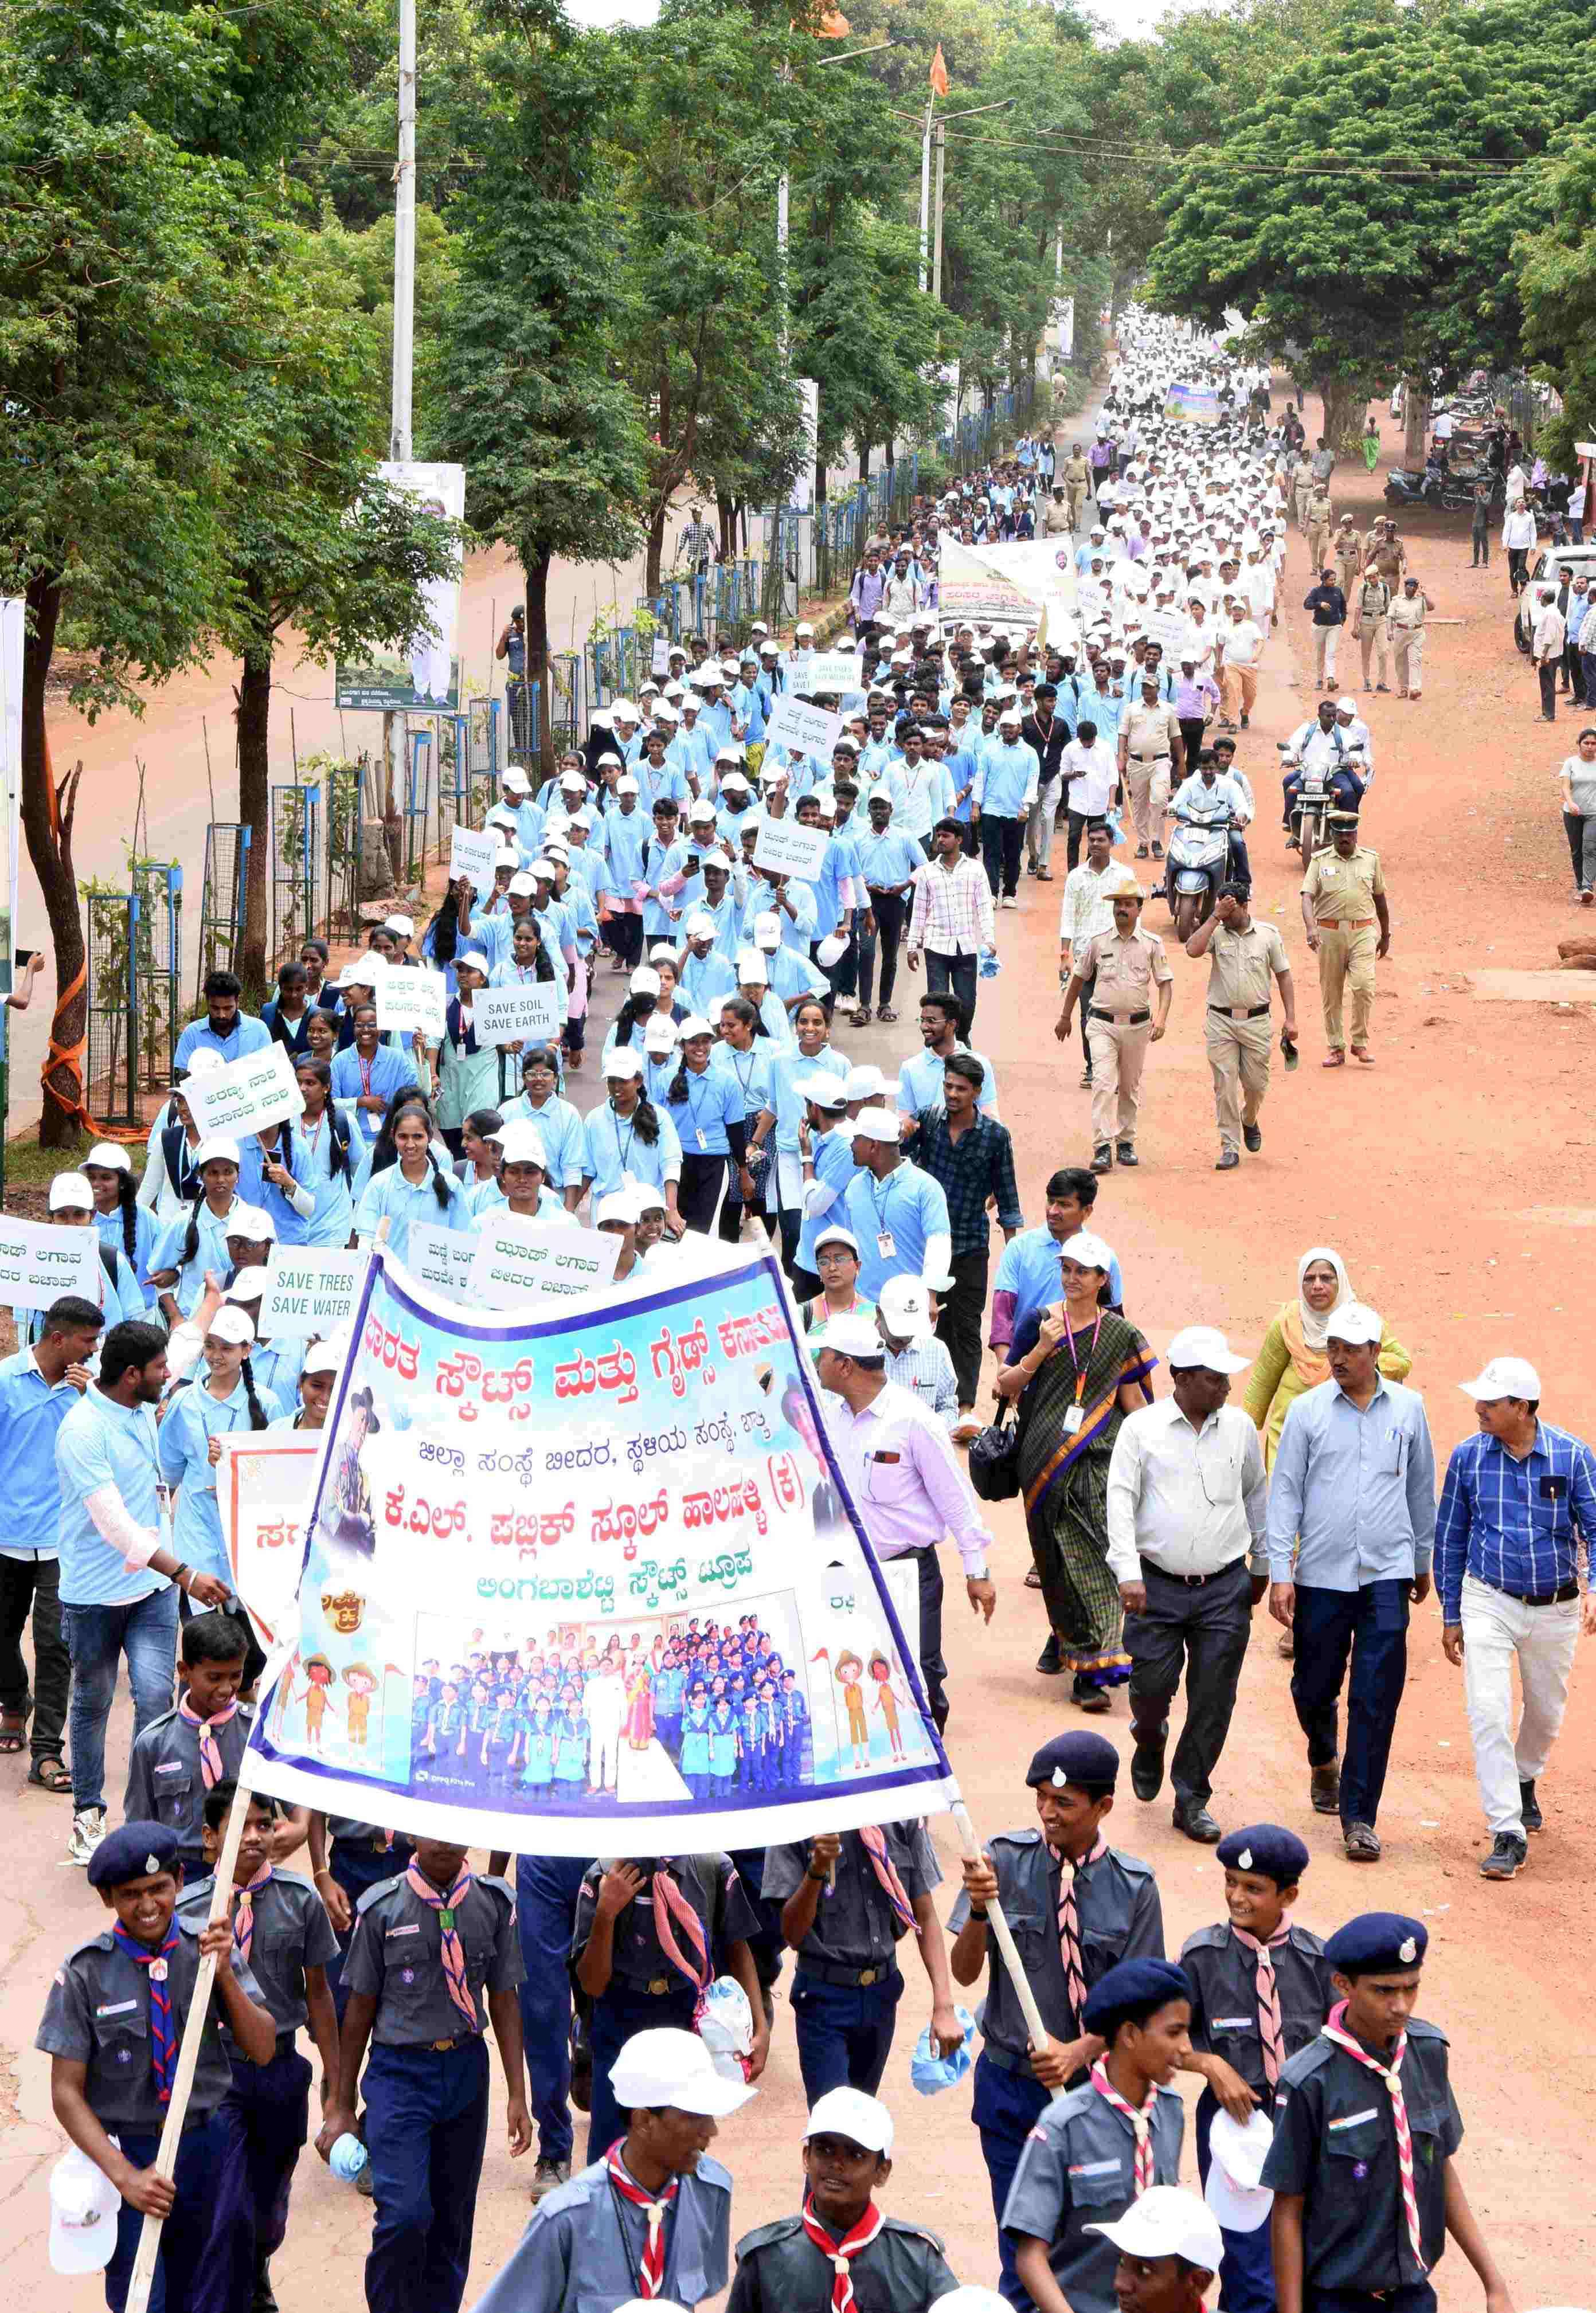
[55,1384,169,1607]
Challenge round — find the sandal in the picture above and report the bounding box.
[0,1702,29,1755]
[853,1007,873,1026]
[27,1756,72,1794]
[878,1007,897,1024]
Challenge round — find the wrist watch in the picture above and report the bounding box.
[967,1564,989,1582]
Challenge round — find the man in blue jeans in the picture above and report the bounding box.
[972,707,1038,907]
[53,1318,230,1866]
[1265,1300,1437,1866]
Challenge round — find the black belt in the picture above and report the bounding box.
[1208,1002,1271,1020]
[797,1959,902,1990]
[1484,1577,1579,1608]
[1089,1007,1149,1025]
[1141,1555,1249,1589]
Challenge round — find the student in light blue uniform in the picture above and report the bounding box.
[791,1078,859,1290]
[353,1102,476,1267]
[474,1116,578,1230]
[494,1046,585,1198]
[158,1306,283,1588]
[601,967,670,1071]
[675,846,741,952]
[842,1106,953,1301]
[174,970,271,1071]
[219,1275,306,1413]
[767,1001,851,1266]
[635,730,691,812]
[83,1143,160,1308]
[698,679,733,752]
[659,1017,748,1239]
[748,915,828,1016]
[740,870,816,957]
[280,1060,358,1247]
[13,1172,148,1344]
[640,801,693,941]
[581,1052,684,1212]
[265,1338,339,1434]
[148,1142,250,1325]
[252,1117,319,1248]
[331,1003,420,1152]
[715,772,759,847]
[678,918,740,1016]
[734,954,795,1047]
[671,699,717,790]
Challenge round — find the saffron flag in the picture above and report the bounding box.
[929,43,949,95]
[242,1242,957,1854]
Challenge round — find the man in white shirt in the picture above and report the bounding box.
[1105,1326,1268,1842]
[1057,822,1140,1089]
[1058,718,1117,857]
[815,1315,997,1735]
[1532,586,1566,722]
[1503,501,1536,595]
[1215,604,1264,731]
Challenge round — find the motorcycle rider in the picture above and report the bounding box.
[1167,754,1254,893]
[1280,700,1366,851]
[1332,696,1375,788]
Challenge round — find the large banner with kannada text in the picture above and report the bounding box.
[243,1243,957,1853]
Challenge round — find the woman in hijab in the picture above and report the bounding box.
[1243,1246,1411,1657]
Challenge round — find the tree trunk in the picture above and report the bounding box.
[859,443,870,483]
[1315,375,1363,458]
[18,576,90,1149]
[645,500,667,596]
[1403,379,1430,467]
[235,643,273,999]
[525,550,555,792]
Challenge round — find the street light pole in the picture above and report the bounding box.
[932,123,946,302]
[390,0,416,464]
[918,96,933,293]
[893,96,1015,306]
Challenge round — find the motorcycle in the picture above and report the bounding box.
[1164,815,1231,940]
[1278,742,1342,857]
[1383,460,1480,515]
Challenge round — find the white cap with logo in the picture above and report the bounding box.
[803,2085,894,2156]
[878,1274,933,1343]
[1458,1355,1542,1402]
[1165,1326,1251,1375]
[1085,2184,1224,2271]
[1325,1301,1383,1347]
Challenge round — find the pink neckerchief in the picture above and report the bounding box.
[1230,1912,1292,2088]
[1319,1998,1426,2272]
[179,1695,238,1788]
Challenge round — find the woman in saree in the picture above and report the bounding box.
[1243,1245,1411,1655]
[999,1230,1157,1711]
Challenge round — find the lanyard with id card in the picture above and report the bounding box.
[1061,1308,1102,1434]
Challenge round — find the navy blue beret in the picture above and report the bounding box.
[1215,1825,1311,1887]
[1026,1731,1120,1792]
[1082,1956,1192,2034]
[1324,1913,1427,1973]
[87,1821,184,1891]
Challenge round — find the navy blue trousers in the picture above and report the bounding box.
[103,2113,244,2313]
[789,1966,903,2104]
[515,1852,587,2166]
[1196,2088,1275,2313]
[362,2038,488,2313]
[1290,1578,1411,1829]
[586,1983,699,2164]
[972,2050,1051,2310]
[216,2042,312,2272]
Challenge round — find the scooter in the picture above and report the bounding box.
[1164,816,1230,940]
[1383,460,1478,514]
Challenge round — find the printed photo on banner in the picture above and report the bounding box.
[244,1242,956,1853]
[334,459,466,713]
[182,1041,304,1142]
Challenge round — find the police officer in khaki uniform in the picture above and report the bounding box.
[1300,812,1388,1066]
[1305,487,1334,578]
[1387,572,1434,699]
[1186,884,1297,1170]
[1362,516,1407,586]
[1332,515,1363,600]
[1062,444,1092,531]
[1055,886,1173,1172]
[1116,677,1186,859]
[1350,565,1392,691]
[1291,455,1315,535]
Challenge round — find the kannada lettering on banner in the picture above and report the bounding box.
[405,1223,478,1301]
[374,963,448,1042]
[466,1216,621,1313]
[937,538,1049,642]
[259,1249,367,1339]
[244,1242,957,1852]
[751,816,830,882]
[219,1437,324,1653]
[449,824,499,895]
[1164,380,1221,426]
[762,695,842,764]
[472,981,566,1051]
[0,1215,104,1307]
[182,1043,304,1142]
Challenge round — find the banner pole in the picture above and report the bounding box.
[950,1796,1050,2051]
[124,1762,258,2313]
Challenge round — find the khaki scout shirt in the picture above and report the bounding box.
[1120,702,1182,762]
[1204,919,1289,1012]
[1083,925,1173,1015]
[1301,846,1384,926]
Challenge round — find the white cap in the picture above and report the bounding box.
[593,753,622,773]
[494,1120,549,1169]
[611,697,639,722]
[804,2086,894,2157]
[843,1064,889,1102]
[194,1137,242,1171]
[878,1274,934,1343]
[1325,1300,1383,1347]
[689,800,718,822]
[737,953,769,987]
[595,1185,642,1228]
[457,948,491,975]
[616,776,641,796]
[818,1314,886,1361]
[796,620,815,635]
[1086,2186,1223,2272]
[642,1015,680,1054]
[604,1051,644,1082]
[1458,1355,1542,1403]
[501,766,531,792]
[813,1223,860,1257]
[1203,2111,1276,2234]
[226,1203,276,1242]
[629,965,662,997]
[815,931,849,968]
[683,911,717,938]
[301,1339,345,1378]
[494,846,519,870]
[609,2026,757,2117]
[384,912,415,937]
[224,1271,267,1302]
[47,1172,93,1213]
[998,707,1023,727]
[851,1104,902,1146]
[486,803,519,827]
[753,911,782,950]
[48,2147,120,2276]
[796,1073,849,1112]
[1336,695,1358,714]
[678,1014,714,1040]
[84,1141,132,1173]
[507,871,538,897]
[206,1305,256,1348]
[1165,1325,1251,1375]
[654,701,680,725]
[1059,1229,1113,1272]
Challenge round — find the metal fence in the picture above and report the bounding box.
[936,376,1034,473]
[271,782,321,962]
[84,891,140,1128]
[402,729,436,884]
[132,861,182,1095]
[195,822,250,1000]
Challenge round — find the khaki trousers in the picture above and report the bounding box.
[1336,553,1362,600]
[1124,756,1171,845]
[1204,1010,1272,1152]
[1312,626,1339,684]
[1358,623,1390,686]
[1307,522,1331,573]
[1392,630,1423,694]
[1067,482,1089,529]
[1221,664,1258,722]
[1087,1015,1151,1149]
[1292,473,1313,530]
[1317,924,1377,1050]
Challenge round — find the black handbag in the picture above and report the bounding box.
[968,1403,1022,1503]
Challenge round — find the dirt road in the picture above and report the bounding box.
[3,405,1592,2306]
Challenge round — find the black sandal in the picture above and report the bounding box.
[0,1701,29,1755]
[28,1756,72,1794]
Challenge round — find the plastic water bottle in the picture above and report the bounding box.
[329,2134,368,2182]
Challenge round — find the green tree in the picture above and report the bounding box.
[1516,144,1596,462]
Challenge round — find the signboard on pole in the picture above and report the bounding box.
[467,1215,621,1313]
[752,816,830,882]
[764,695,842,763]
[801,652,860,697]
[182,1043,304,1142]
[335,461,466,713]
[0,1215,104,1308]
[259,1249,369,1339]
[1164,381,1222,426]
[449,824,498,895]
[374,962,448,1042]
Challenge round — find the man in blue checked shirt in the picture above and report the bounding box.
[1266,1300,1436,1866]
[1434,1353,1596,1883]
